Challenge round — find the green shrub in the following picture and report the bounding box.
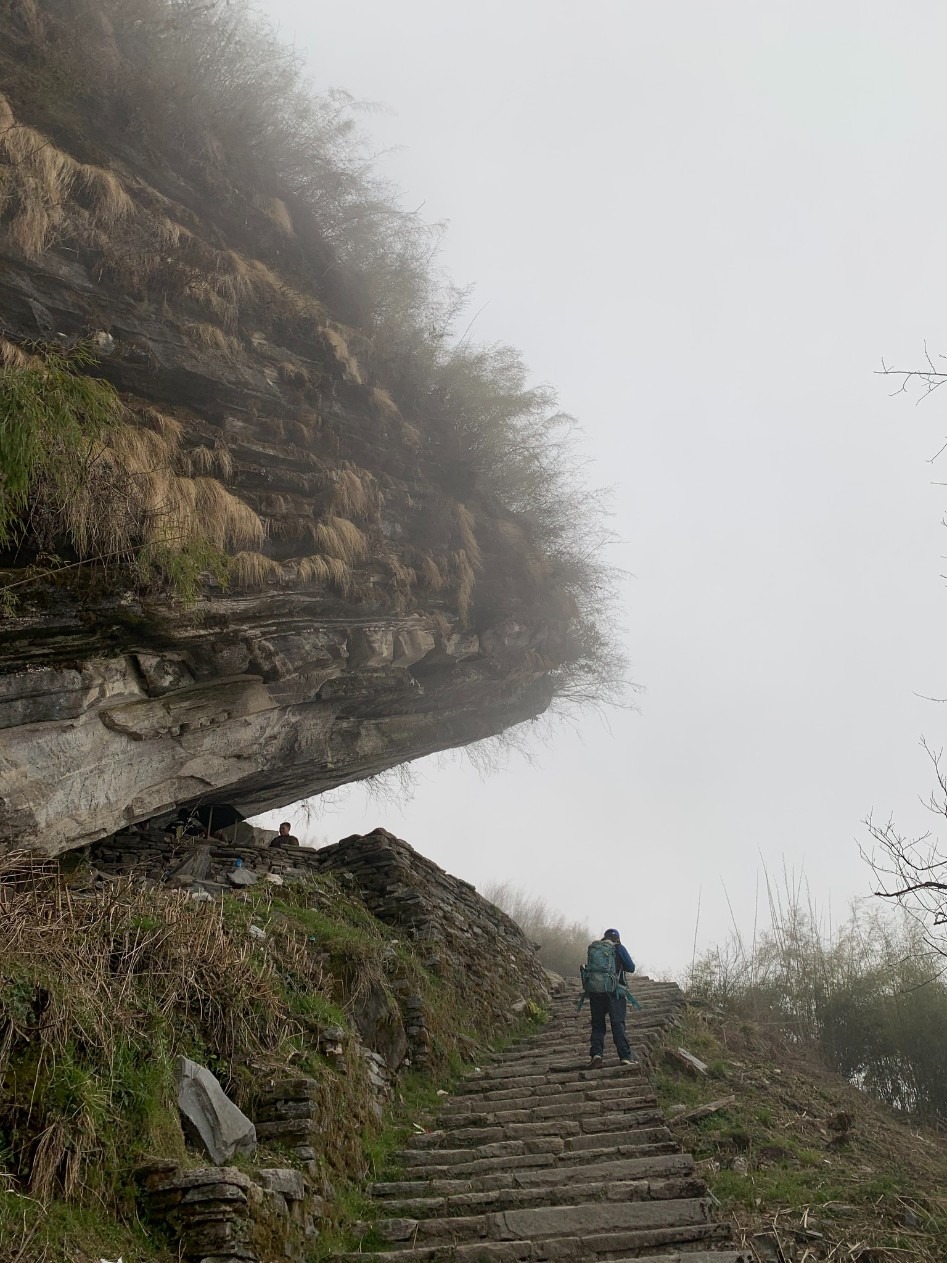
[0,343,121,547]
[688,887,947,1125]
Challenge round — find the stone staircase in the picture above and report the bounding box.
[336,978,750,1262]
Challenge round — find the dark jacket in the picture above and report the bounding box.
[270,833,299,847]
[614,943,636,982]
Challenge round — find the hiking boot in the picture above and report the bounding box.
[619,1057,636,1065]
[589,1054,603,1069]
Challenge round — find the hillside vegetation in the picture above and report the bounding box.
[653,1002,947,1262]
[654,886,947,1259]
[0,0,623,710]
[483,879,594,979]
[0,846,547,1263]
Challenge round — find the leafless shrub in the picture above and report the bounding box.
[688,866,947,1124]
[483,879,592,980]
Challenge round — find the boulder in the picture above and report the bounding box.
[176,1057,257,1165]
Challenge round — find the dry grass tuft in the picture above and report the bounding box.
[136,471,263,552]
[183,321,241,358]
[400,420,422,450]
[0,91,14,133]
[255,492,296,517]
[372,385,400,417]
[323,324,363,384]
[185,279,239,330]
[278,359,311,387]
[387,554,417,593]
[293,553,351,593]
[229,549,282,589]
[329,465,380,521]
[311,515,368,565]
[454,502,482,569]
[10,0,44,37]
[184,440,234,480]
[419,553,448,592]
[155,214,184,249]
[107,421,179,474]
[191,477,265,550]
[75,163,134,225]
[264,196,293,234]
[137,407,185,445]
[0,114,79,256]
[451,548,477,620]
[0,337,35,370]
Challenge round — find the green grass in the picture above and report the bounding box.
[0,864,554,1262]
[652,1003,947,1259]
[0,1189,172,1263]
[713,1166,849,1210]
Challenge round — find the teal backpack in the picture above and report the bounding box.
[577,939,641,1012]
[581,939,620,995]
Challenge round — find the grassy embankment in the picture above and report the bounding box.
[651,893,947,1263]
[0,859,545,1263]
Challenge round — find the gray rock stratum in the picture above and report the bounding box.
[0,5,598,855]
[0,615,555,854]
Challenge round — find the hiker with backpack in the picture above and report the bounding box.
[578,928,638,1068]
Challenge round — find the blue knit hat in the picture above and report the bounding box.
[603,928,620,941]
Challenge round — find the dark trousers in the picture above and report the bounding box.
[589,992,631,1061]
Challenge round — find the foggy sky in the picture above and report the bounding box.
[255,0,947,974]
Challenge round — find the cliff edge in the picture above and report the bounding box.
[0,1,619,854]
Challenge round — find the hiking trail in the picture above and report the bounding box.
[336,978,750,1262]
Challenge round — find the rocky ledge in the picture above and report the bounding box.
[0,612,556,855]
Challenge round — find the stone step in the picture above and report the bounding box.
[368,1174,707,1220]
[502,1020,676,1049]
[398,1123,672,1167]
[606,1255,750,1263]
[514,1006,680,1032]
[443,1080,656,1108]
[337,973,736,1263]
[489,1046,654,1068]
[410,1109,664,1150]
[336,1220,732,1261]
[388,1139,680,1182]
[372,1195,715,1247]
[567,1126,672,1152]
[455,1065,645,1095]
[438,1090,658,1124]
[370,1153,698,1199]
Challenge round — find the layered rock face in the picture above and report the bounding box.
[0,5,582,855]
[0,615,555,853]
